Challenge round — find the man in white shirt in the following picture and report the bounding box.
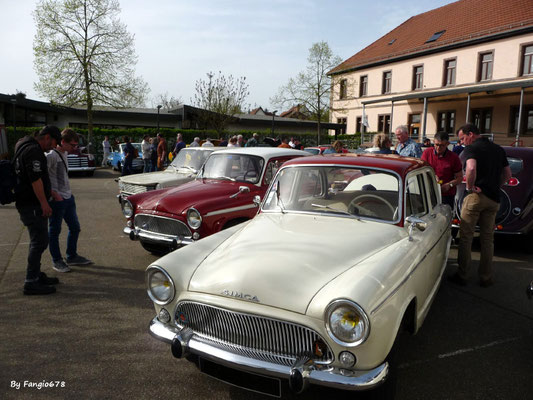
[202,138,214,147]
[102,136,111,167]
[141,135,152,172]
[190,137,200,147]
[46,128,93,273]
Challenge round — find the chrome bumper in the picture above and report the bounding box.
[123,227,194,247]
[149,317,388,392]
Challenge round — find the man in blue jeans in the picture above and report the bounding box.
[46,128,93,272]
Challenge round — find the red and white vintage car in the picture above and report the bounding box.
[122,147,309,253]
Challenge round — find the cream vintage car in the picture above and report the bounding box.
[146,153,452,398]
[117,147,214,201]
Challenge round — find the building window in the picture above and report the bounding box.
[521,45,533,76]
[413,65,423,90]
[478,52,493,81]
[359,75,368,97]
[443,59,456,86]
[356,117,362,133]
[426,30,446,43]
[337,117,347,135]
[339,79,347,100]
[382,71,392,94]
[378,114,391,134]
[408,113,421,139]
[437,111,456,134]
[472,108,492,133]
[510,105,533,135]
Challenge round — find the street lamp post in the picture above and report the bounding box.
[271,110,278,137]
[10,99,17,136]
[157,105,162,132]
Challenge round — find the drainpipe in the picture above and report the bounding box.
[422,97,428,141]
[390,101,394,138]
[465,93,471,123]
[515,87,524,147]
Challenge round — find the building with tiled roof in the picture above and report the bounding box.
[329,0,533,146]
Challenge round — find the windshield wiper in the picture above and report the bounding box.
[311,203,360,220]
[213,175,236,182]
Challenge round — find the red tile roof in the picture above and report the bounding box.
[329,0,533,75]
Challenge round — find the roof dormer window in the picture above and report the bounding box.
[426,30,446,43]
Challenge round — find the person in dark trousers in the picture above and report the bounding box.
[47,128,93,273]
[122,136,134,176]
[14,126,61,295]
[449,123,512,288]
[150,137,158,172]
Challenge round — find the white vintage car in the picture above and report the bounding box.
[117,147,214,201]
[146,153,452,398]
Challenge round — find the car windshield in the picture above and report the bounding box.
[262,165,400,222]
[170,149,212,171]
[200,153,265,184]
[119,143,141,152]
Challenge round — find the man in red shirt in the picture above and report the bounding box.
[421,131,463,210]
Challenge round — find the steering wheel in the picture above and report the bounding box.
[243,170,258,182]
[348,194,395,218]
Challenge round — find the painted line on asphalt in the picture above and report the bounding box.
[399,336,523,369]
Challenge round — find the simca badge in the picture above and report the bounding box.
[221,289,259,303]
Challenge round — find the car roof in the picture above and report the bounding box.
[283,153,426,177]
[211,147,310,159]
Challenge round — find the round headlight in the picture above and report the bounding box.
[122,200,133,218]
[187,208,202,229]
[146,267,175,305]
[325,300,370,347]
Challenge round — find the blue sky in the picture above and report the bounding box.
[0,0,455,110]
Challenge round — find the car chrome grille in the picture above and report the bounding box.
[121,183,154,195]
[134,214,191,237]
[67,155,88,168]
[175,301,334,366]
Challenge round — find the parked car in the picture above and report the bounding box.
[66,134,96,176]
[108,143,143,172]
[453,146,533,238]
[304,145,332,155]
[116,147,215,202]
[122,147,309,254]
[145,153,452,398]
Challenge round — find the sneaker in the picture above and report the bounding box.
[448,272,467,287]
[53,259,71,273]
[66,255,93,266]
[38,272,59,285]
[23,281,56,295]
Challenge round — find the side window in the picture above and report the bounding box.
[425,171,438,209]
[406,174,428,217]
[263,159,281,186]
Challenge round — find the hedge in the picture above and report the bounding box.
[4,126,366,161]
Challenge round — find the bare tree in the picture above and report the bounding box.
[271,41,342,143]
[152,92,183,110]
[191,71,249,135]
[33,0,149,147]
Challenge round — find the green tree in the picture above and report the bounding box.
[192,71,249,135]
[33,0,149,148]
[271,41,342,143]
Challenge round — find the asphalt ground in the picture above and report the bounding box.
[1,168,532,400]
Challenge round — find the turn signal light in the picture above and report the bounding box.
[506,177,519,186]
[496,225,504,231]
[452,218,460,225]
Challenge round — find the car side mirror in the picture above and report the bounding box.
[405,216,427,241]
[253,195,261,207]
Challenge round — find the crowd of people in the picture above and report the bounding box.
[13,123,510,295]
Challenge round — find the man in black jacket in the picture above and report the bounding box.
[14,126,61,295]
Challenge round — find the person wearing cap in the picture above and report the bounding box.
[14,125,61,295]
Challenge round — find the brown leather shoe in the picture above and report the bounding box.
[479,278,494,288]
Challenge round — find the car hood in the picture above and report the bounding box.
[134,179,258,214]
[188,213,403,314]
[119,169,194,187]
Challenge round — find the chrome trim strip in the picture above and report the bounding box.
[148,317,388,391]
[205,203,257,217]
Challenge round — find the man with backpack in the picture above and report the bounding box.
[13,126,61,295]
[46,128,93,273]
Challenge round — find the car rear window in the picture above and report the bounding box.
[507,157,523,175]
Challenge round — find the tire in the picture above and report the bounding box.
[140,241,170,256]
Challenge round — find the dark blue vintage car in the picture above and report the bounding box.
[108,143,144,172]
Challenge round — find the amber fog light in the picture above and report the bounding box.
[339,351,356,368]
[158,308,171,323]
